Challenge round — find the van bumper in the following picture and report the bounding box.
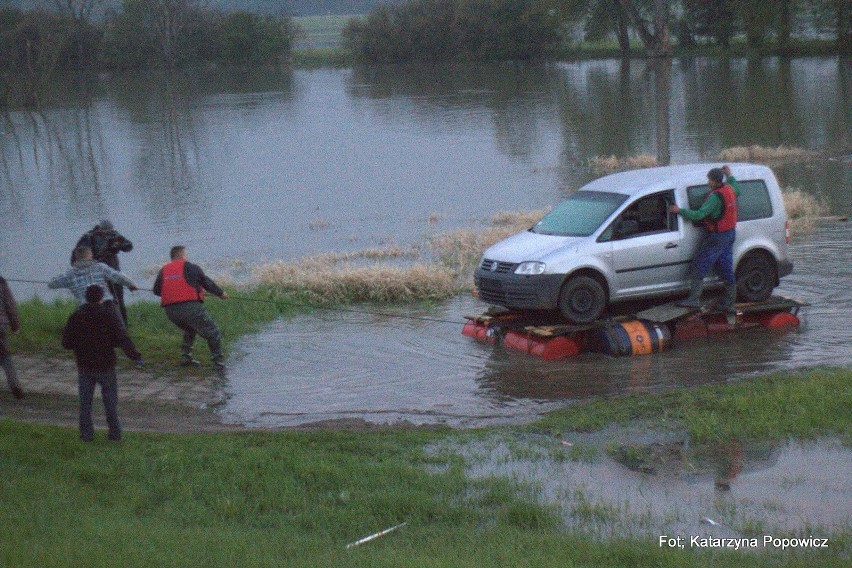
[474,269,564,310]
[778,259,794,278]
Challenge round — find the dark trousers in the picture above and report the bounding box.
[164,302,223,365]
[107,282,128,325]
[0,327,20,392]
[691,229,736,284]
[78,369,121,441]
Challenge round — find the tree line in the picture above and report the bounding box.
[1,0,296,106]
[344,0,851,63]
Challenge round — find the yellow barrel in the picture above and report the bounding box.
[591,319,671,356]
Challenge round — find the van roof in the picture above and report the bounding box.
[579,162,774,196]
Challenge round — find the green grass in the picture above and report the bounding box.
[294,14,357,47]
[533,367,852,446]
[287,34,843,69]
[291,47,354,67]
[0,418,847,567]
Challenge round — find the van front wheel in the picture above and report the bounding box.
[558,276,606,324]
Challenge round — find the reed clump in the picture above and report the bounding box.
[782,187,829,237]
[489,209,549,228]
[253,259,456,304]
[429,209,548,281]
[718,145,819,163]
[589,154,658,175]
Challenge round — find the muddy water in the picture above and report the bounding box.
[221,221,851,428]
[1,58,849,426]
[430,434,851,538]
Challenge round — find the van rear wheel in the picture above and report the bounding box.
[558,276,606,324]
[736,254,777,302]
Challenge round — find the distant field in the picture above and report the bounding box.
[294,14,359,48]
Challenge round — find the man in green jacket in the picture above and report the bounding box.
[670,165,741,312]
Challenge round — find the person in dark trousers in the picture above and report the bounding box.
[670,165,740,312]
[153,246,229,372]
[72,220,134,325]
[0,275,24,399]
[62,285,143,442]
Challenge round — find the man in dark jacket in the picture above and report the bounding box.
[0,275,23,399]
[153,246,229,372]
[62,285,143,442]
[72,220,134,324]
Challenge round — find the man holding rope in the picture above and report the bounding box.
[153,246,229,373]
[49,246,138,326]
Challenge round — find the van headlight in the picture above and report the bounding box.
[515,261,546,275]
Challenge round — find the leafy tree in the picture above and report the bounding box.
[617,0,671,56]
[559,0,632,53]
[344,0,562,63]
[682,0,735,47]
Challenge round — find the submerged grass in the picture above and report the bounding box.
[718,145,820,163]
[589,154,659,175]
[1,367,849,566]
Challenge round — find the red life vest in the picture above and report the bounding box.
[159,260,203,306]
[703,184,738,233]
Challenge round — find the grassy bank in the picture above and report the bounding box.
[1,367,849,566]
[10,287,290,369]
[533,367,852,446]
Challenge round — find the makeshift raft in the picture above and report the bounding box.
[462,296,807,360]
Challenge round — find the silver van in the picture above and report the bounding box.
[474,163,793,323]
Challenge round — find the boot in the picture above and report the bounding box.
[720,282,737,313]
[677,278,704,308]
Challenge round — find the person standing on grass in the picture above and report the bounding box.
[153,246,229,373]
[50,245,138,326]
[72,220,134,325]
[0,275,24,399]
[62,285,143,442]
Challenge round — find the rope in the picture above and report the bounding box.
[5,278,468,327]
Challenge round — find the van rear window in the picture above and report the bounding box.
[686,179,773,221]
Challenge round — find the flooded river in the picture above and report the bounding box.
[222,221,852,427]
[1,58,850,426]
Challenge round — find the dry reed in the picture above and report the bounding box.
[307,246,421,265]
[589,154,658,175]
[782,187,829,237]
[429,209,549,281]
[308,218,331,230]
[489,209,549,228]
[253,260,456,304]
[718,145,819,163]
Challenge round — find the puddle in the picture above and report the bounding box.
[428,434,851,540]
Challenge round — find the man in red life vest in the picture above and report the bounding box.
[670,165,740,313]
[153,246,229,372]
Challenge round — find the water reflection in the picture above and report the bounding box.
[444,434,850,537]
[348,62,560,161]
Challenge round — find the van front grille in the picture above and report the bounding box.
[479,259,517,274]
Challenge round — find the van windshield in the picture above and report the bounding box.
[532,191,628,236]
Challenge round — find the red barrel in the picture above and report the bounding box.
[503,331,585,360]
